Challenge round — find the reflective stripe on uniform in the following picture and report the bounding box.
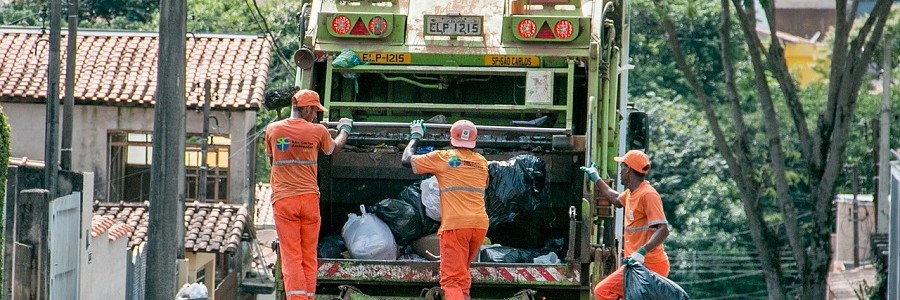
[624,226,653,233]
[440,186,485,195]
[286,289,308,296]
[273,159,318,166]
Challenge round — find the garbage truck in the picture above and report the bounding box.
[268,0,643,298]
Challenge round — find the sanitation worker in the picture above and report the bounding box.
[265,89,353,300]
[401,119,488,300]
[581,149,670,299]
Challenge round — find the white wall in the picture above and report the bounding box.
[1,102,257,204]
[80,233,129,299]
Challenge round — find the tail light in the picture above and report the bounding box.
[331,16,350,34]
[517,19,537,38]
[369,16,389,35]
[554,20,573,39]
[332,15,351,35]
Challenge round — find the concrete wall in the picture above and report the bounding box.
[80,233,129,299]
[0,102,257,204]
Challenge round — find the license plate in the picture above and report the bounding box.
[485,55,541,67]
[424,15,483,36]
[359,52,411,64]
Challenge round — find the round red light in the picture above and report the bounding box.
[517,19,537,38]
[554,20,573,39]
[369,16,389,35]
[332,15,351,35]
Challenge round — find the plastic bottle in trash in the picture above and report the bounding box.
[416,146,435,154]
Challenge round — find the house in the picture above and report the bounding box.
[772,0,836,40]
[756,28,827,85]
[93,201,251,299]
[0,27,270,206]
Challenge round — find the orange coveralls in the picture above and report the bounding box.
[412,149,489,300]
[595,180,671,300]
[265,118,336,300]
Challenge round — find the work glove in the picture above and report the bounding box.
[626,247,647,265]
[409,119,426,139]
[579,162,601,183]
[337,118,353,133]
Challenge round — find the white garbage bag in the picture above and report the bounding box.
[342,205,398,260]
[421,176,442,221]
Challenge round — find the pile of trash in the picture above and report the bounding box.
[329,154,552,261]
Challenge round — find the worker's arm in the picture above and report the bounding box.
[329,118,353,154]
[642,223,669,252]
[401,138,418,168]
[580,163,623,207]
[401,119,426,169]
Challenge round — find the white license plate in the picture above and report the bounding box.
[424,15,483,36]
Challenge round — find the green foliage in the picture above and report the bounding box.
[0,105,9,288]
[0,0,157,28]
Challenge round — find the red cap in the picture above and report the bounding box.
[292,89,327,112]
[614,150,651,174]
[450,120,477,148]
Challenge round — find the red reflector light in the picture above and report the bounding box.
[350,18,369,35]
[332,15,351,35]
[517,19,537,38]
[369,16,389,35]
[554,20,573,39]
[536,22,555,39]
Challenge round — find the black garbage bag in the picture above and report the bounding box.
[479,246,539,263]
[368,183,440,245]
[317,235,346,259]
[486,154,547,229]
[624,261,690,300]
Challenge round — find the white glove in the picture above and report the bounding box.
[409,119,426,139]
[337,118,353,133]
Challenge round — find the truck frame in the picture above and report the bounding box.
[270,0,635,298]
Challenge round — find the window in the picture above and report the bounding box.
[108,132,230,202]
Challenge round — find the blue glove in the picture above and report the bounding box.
[409,119,426,139]
[579,162,601,182]
[626,247,647,265]
[337,118,353,133]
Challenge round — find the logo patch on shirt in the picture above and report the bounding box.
[276,137,290,151]
[448,155,462,168]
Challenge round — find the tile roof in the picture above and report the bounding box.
[93,200,250,253]
[91,215,135,241]
[254,183,274,228]
[0,28,271,110]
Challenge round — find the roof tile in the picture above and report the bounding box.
[0,29,269,110]
[93,200,249,253]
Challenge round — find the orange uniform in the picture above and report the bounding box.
[412,148,488,300]
[265,118,335,300]
[595,180,670,300]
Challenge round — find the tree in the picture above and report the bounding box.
[0,105,8,290]
[652,0,894,298]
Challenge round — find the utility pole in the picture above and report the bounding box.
[200,80,211,202]
[61,0,78,171]
[852,165,859,268]
[877,35,892,234]
[44,0,61,198]
[145,0,186,297]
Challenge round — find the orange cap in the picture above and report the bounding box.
[292,89,327,112]
[450,120,477,148]
[614,150,651,174]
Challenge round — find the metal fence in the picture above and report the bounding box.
[127,242,148,300]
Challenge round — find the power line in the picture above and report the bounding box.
[243,0,296,78]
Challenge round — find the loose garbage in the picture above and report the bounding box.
[342,205,398,260]
[624,261,690,299]
[478,238,565,264]
[410,233,441,261]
